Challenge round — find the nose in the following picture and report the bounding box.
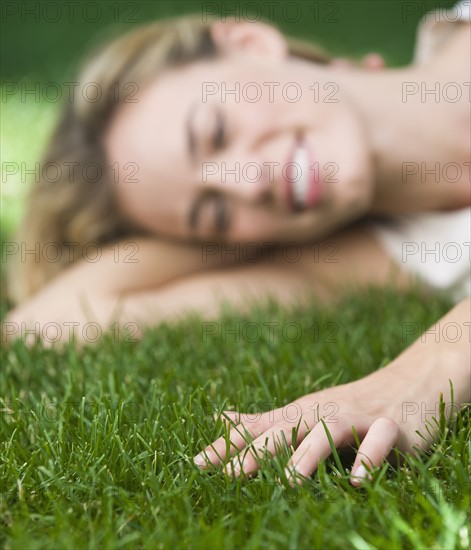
[200,152,273,202]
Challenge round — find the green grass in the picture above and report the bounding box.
[1,287,470,549]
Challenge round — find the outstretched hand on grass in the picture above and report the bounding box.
[194,368,427,486]
[193,298,470,486]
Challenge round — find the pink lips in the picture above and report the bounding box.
[284,133,322,212]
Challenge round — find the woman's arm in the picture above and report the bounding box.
[2,243,319,345]
[2,224,410,345]
[2,236,214,344]
[193,297,471,485]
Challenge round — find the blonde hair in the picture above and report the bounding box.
[7,15,331,305]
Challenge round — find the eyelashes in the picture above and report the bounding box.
[213,193,230,232]
[189,191,230,234]
[213,109,226,151]
[210,109,229,232]
[189,107,230,234]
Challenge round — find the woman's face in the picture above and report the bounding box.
[104,21,375,244]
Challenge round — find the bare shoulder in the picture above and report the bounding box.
[296,222,412,297]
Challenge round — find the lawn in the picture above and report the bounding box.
[1,287,470,549]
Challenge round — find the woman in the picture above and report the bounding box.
[3,2,470,484]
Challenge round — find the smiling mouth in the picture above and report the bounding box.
[285,133,322,212]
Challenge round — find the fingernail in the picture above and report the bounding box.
[193,454,206,467]
[224,462,240,477]
[352,465,372,483]
[284,466,300,486]
[232,463,241,475]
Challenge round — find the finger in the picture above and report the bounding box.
[350,417,400,486]
[226,420,311,478]
[285,420,350,485]
[194,423,254,469]
[212,410,257,424]
[194,409,280,469]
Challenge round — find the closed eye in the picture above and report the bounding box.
[213,193,230,232]
[188,191,230,234]
[213,110,226,151]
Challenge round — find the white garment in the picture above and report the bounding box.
[369,0,471,302]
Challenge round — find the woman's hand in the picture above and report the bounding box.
[194,372,425,486]
[193,298,471,485]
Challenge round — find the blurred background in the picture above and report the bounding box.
[1,0,456,236]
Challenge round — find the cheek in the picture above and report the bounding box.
[309,103,374,208]
[113,171,162,230]
[117,179,194,239]
[114,180,151,227]
[230,100,277,137]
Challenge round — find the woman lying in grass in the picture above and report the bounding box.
[4,2,470,485]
